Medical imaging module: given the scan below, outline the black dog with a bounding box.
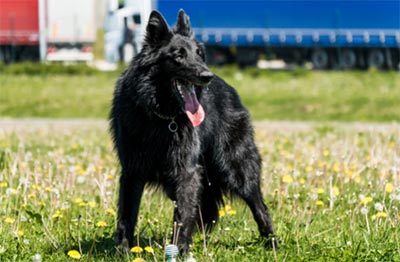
[110,10,275,253]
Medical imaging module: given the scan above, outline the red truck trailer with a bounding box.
[0,0,96,63]
[0,0,40,62]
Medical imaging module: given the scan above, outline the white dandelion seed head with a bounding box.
[374,203,384,212]
[309,193,318,200]
[31,254,42,262]
[360,206,368,215]
[76,176,85,184]
[396,194,400,201]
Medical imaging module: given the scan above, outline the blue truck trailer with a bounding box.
[105,0,400,69]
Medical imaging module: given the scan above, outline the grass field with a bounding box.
[0,120,399,261]
[1,64,400,121]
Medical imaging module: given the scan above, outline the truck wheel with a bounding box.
[311,49,329,69]
[237,48,258,67]
[122,43,135,64]
[367,49,385,69]
[339,49,356,69]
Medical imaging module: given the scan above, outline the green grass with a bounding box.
[0,121,399,261]
[1,65,399,121]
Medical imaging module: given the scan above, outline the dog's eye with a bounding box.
[173,48,187,64]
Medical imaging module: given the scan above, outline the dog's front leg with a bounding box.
[172,168,202,253]
[116,169,145,251]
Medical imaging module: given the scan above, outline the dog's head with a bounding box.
[142,10,214,127]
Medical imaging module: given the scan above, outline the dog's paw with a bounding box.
[116,237,131,254]
[264,236,279,250]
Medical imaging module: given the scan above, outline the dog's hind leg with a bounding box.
[234,176,277,247]
[225,154,277,247]
[116,169,145,251]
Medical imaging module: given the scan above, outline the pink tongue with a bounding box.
[185,105,205,127]
[183,88,205,127]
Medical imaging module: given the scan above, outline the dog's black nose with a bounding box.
[199,71,214,83]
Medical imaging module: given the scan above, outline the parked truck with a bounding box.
[105,0,400,70]
[0,0,96,63]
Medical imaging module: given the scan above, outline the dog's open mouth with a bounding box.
[174,79,205,127]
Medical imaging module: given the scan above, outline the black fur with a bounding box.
[110,10,275,253]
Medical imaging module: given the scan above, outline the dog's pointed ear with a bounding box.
[145,11,172,47]
[174,9,193,38]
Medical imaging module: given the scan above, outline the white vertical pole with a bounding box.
[38,0,47,62]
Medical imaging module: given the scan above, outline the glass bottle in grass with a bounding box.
[165,244,179,262]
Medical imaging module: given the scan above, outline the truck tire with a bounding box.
[367,49,385,69]
[237,48,258,68]
[311,49,329,69]
[339,49,356,69]
[0,48,4,63]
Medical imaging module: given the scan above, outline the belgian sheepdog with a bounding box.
[110,10,275,253]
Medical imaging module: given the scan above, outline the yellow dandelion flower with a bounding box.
[354,176,361,183]
[332,163,340,173]
[305,166,313,172]
[316,200,324,207]
[323,149,330,156]
[22,203,27,208]
[74,197,83,204]
[299,178,306,184]
[227,209,237,215]
[375,211,387,218]
[317,188,325,194]
[0,181,8,188]
[9,188,18,195]
[282,174,294,183]
[106,208,116,216]
[385,183,394,193]
[361,196,373,205]
[45,187,51,192]
[106,175,114,180]
[17,230,24,236]
[144,246,154,253]
[37,201,46,207]
[218,209,226,217]
[96,221,107,227]
[28,193,36,199]
[130,246,143,253]
[132,258,145,262]
[79,202,87,207]
[67,250,81,259]
[88,201,96,208]
[332,186,339,196]
[287,164,294,171]
[76,169,86,175]
[52,211,63,219]
[32,184,40,190]
[5,217,14,224]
